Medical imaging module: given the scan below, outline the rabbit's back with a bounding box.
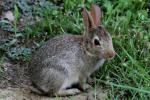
[30,34,84,69]
[34,34,82,60]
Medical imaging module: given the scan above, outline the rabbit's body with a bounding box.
[30,34,105,95]
[29,4,115,96]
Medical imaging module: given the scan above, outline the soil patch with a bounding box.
[0,59,107,100]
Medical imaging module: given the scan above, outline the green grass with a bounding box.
[0,0,150,99]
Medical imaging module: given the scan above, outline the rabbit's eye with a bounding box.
[94,39,100,46]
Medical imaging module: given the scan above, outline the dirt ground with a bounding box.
[0,88,107,100]
[0,59,107,100]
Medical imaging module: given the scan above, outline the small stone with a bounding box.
[4,11,14,22]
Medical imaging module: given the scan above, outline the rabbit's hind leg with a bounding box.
[32,67,66,95]
[55,88,81,96]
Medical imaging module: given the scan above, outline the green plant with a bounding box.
[13,5,20,35]
[0,57,4,76]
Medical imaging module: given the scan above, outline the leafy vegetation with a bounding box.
[0,0,150,99]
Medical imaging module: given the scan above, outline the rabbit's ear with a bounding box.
[90,4,101,27]
[81,8,94,32]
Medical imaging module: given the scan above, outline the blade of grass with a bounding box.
[97,79,150,94]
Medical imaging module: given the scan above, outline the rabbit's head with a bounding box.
[81,4,115,59]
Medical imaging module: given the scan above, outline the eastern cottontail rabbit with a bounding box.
[29,4,115,96]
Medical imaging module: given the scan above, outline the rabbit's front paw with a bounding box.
[82,84,92,92]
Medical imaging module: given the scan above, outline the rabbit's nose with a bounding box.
[104,50,116,59]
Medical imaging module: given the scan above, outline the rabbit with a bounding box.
[29,4,116,96]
